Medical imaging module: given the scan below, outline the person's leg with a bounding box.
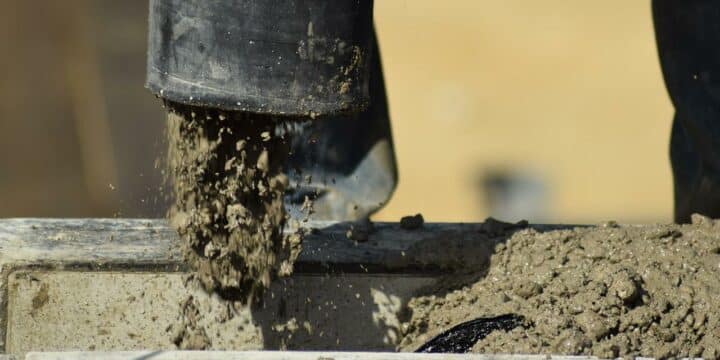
[653,0,720,222]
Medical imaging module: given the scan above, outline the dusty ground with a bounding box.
[400,215,720,359]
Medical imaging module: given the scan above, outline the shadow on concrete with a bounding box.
[251,273,416,351]
[248,219,584,351]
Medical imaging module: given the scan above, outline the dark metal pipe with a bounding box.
[146,0,375,116]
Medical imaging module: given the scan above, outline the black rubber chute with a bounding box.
[146,0,374,116]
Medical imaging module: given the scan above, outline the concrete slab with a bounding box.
[7,271,434,354]
[0,218,533,356]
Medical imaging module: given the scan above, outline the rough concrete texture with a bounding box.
[166,103,305,304]
[7,271,434,355]
[400,215,720,359]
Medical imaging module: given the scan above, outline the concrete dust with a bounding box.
[165,102,306,348]
[171,293,212,350]
[400,215,720,359]
[166,102,303,301]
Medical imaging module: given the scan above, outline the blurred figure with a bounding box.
[654,0,720,222]
[480,169,548,223]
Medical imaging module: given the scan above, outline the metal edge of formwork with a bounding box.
[21,351,701,360]
[22,351,604,360]
[0,218,580,356]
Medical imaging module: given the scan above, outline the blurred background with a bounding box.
[0,0,673,224]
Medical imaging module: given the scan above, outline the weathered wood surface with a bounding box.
[0,218,576,273]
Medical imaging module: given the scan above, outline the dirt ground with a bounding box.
[400,215,720,359]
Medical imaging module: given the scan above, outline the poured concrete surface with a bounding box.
[7,271,434,354]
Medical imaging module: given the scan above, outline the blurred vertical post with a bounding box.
[57,0,119,212]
